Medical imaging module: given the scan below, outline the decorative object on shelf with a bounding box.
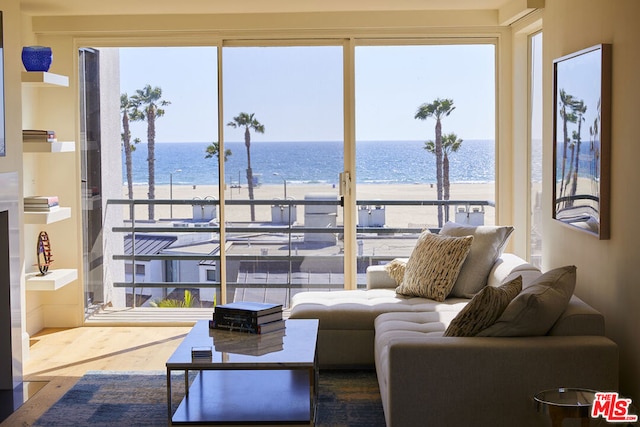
[552,43,611,240]
[36,231,53,275]
[21,46,53,72]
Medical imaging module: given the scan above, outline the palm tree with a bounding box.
[205,141,232,183]
[227,112,265,221]
[120,93,141,200]
[425,132,463,222]
[589,100,601,197]
[558,89,577,202]
[568,100,587,205]
[415,98,455,227]
[130,85,171,221]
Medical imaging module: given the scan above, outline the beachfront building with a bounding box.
[3,0,640,413]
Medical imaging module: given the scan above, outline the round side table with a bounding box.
[534,388,596,427]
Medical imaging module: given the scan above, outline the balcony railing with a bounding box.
[106,197,494,309]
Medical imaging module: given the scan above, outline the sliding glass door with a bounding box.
[221,45,344,306]
[353,43,496,284]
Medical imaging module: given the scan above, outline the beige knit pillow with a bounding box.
[384,258,407,285]
[444,275,523,337]
[396,231,474,302]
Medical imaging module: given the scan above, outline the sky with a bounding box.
[120,44,496,144]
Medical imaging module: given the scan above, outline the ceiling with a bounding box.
[21,0,512,16]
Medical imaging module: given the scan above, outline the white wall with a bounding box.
[543,0,640,404]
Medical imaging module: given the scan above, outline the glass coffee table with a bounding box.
[167,319,319,426]
[534,388,596,427]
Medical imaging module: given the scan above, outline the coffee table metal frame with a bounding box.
[166,319,319,426]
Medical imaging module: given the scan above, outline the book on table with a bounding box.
[212,302,284,334]
[211,319,286,335]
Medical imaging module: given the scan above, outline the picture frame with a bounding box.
[552,44,611,239]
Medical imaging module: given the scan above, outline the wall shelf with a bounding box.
[24,207,71,224]
[23,141,75,153]
[21,71,69,87]
[25,269,78,291]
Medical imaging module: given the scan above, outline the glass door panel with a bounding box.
[354,44,496,286]
[222,45,344,307]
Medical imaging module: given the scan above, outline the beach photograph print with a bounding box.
[553,44,611,239]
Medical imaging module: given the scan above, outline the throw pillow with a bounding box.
[395,231,474,302]
[444,275,522,337]
[477,265,577,337]
[384,258,407,285]
[440,222,515,298]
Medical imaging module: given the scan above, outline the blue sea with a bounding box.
[123,140,498,186]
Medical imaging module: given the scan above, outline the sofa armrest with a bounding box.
[379,336,618,427]
[366,264,398,289]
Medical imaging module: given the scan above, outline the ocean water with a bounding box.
[122,140,496,186]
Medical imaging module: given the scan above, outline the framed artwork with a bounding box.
[553,44,611,239]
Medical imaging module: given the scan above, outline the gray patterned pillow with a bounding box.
[396,231,474,302]
[444,276,522,337]
[440,222,515,298]
[478,266,577,337]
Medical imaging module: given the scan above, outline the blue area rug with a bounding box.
[34,370,384,426]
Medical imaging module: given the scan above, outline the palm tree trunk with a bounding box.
[123,113,134,200]
[569,118,584,204]
[147,109,156,220]
[559,107,570,203]
[435,119,444,227]
[443,152,450,223]
[245,127,256,221]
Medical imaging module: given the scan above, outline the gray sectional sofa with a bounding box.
[290,251,619,426]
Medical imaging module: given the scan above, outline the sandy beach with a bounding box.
[123,182,496,228]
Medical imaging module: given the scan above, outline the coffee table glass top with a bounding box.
[166,319,319,369]
[534,388,597,408]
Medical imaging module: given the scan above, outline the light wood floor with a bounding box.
[1,325,193,426]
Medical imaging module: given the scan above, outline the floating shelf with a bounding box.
[25,268,78,291]
[24,207,71,224]
[23,141,75,153]
[21,71,69,87]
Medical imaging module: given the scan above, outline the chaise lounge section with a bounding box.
[290,224,619,426]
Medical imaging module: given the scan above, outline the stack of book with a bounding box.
[23,130,57,143]
[24,196,60,212]
[211,301,285,334]
[191,346,213,362]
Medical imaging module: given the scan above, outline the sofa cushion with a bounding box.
[478,265,576,337]
[290,288,469,330]
[444,275,522,337]
[440,222,515,298]
[384,258,407,285]
[395,231,473,302]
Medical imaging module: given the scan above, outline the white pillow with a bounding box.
[477,266,576,337]
[395,231,473,302]
[440,222,514,298]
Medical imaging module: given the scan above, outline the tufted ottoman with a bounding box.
[289,289,467,368]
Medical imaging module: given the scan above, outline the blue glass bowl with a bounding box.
[22,46,53,72]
